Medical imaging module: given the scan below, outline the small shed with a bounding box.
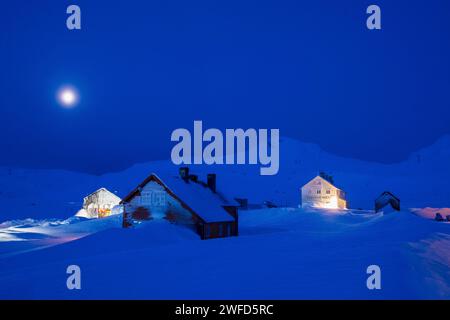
[81,188,122,218]
[301,175,348,209]
[374,191,400,213]
[120,168,239,240]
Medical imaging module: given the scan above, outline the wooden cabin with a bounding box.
[375,191,400,213]
[120,168,238,240]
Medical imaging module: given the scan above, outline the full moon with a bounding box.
[57,86,79,108]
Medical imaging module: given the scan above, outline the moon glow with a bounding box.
[57,86,79,108]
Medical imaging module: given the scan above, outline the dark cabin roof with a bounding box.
[375,191,401,212]
[376,191,400,203]
[121,172,237,223]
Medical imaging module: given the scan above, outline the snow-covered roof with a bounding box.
[121,172,237,223]
[302,175,344,191]
[84,187,121,201]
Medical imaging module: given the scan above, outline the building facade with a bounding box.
[121,169,238,240]
[82,188,122,218]
[301,175,347,209]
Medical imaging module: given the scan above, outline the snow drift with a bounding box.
[0,136,449,299]
[0,208,448,299]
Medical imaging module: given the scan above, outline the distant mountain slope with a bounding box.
[1,135,450,221]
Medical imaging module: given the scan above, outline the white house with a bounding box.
[301,175,348,209]
[77,188,122,219]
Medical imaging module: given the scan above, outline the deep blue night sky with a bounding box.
[1,0,450,174]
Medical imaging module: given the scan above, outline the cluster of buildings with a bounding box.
[77,169,401,240]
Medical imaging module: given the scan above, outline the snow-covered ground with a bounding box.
[0,208,448,299]
[0,215,121,258]
[0,136,449,299]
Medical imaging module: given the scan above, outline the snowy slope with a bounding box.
[1,135,450,222]
[0,208,448,299]
[0,135,449,299]
[0,215,122,258]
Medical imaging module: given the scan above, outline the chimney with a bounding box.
[189,174,198,182]
[207,174,216,193]
[179,167,189,181]
[235,198,248,209]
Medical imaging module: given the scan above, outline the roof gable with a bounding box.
[121,172,236,223]
[302,175,341,191]
[376,191,400,203]
[84,187,121,201]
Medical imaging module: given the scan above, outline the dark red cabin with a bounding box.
[120,168,238,240]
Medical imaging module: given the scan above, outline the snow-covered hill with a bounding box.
[1,135,450,222]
